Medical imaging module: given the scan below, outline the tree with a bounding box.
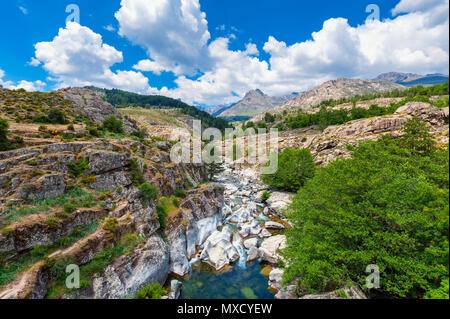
[399,117,436,156]
[103,115,123,133]
[205,161,225,181]
[262,148,315,192]
[0,118,13,151]
[281,129,449,298]
[265,112,275,123]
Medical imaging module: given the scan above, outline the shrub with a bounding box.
[68,157,89,178]
[262,148,315,192]
[103,115,123,133]
[261,190,270,202]
[138,183,158,203]
[174,188,186,198]
[135,282,166,299]
[67,124,75,131]
[128,158,145,186]
[63,202,77,214]
[46,217,58,229]
[0,118,14,151]
[282,126,449,298]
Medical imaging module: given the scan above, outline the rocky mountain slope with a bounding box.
[251,78,405,122]
[218,89,297,118]
[374,72,449,87]
[0,87,226,299]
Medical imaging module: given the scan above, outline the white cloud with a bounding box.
[28,57,41,67]
[103,24,116,32]
[18,6,28,15]
[0,68,46,91]
[133,59,166,75]
[32,22,153,93]
[115,0,211,75]
[141,0,448,105]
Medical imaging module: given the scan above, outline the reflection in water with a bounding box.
[181,261,275,299]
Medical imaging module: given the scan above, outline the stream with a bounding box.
[175,167,285,299]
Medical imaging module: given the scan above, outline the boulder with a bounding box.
[265,192,292,214]
[169,280,182,299]
[16,174,65,201]
[89,171,132,191]
[246,246,260,262]
[259,235,286,264]
[265,221,285,230]
[200,226,239,270]
[259,228,272,238]
[239,220,262,238]
[243,237,258,249]
[86,150,129,175]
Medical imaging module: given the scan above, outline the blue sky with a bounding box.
[0,0,448,106]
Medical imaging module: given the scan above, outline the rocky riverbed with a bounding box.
[170,165,296,300]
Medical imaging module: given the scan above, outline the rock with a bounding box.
[268,268,298,299]
[259,228,272,238]
[92,235,170,299]
[156,141,171,152]
[259,235,286,264]
[86,150,129,175]
[167,226,191,276]
[169,280,182,299]
[268,268,284,291]
[89,171,132,191]
[395,102,447,125]
[265,221,285,230]
[16,174,66,201]
[265,192,292,214]
[300,285,367,299]
[243,238,258,249]
[246,246,260,262]
[239,220,262,238]
[200,226,239,270]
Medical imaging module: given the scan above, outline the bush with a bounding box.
[138,183,158,203]
[0,118,14,151]
[174,188,186,198]
[128,158,145,186]
[282,123,449,298]
[135,282,166,299]
[63,202,77,214]
[262,148,315,192]
[261,190,270,202]
[68,157,89,178]
[103,115,123,133]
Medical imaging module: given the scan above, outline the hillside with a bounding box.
[217,89,297,119]
[251,78,405,122]
[87,87,231,132]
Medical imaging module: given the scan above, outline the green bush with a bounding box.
[0,118,14,151]
[261,190,270,202]
[135,282,166,299]
[103,115,123,133]
[128,158,145,186]
[63,202,77,214]
[174,188,186,198]
[282,119,449,298]
[68,157,89,178]
[262,148,315,192]
[138,183,158,203]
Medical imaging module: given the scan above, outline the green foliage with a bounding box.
[138,183,158,203]
[262,148,315,192]
[135,282,167,299]
[128,158,145,186]
[102,115,123,133]
[0,118,14,151]
[399,117,436,156]
[32,109,68,125]
[68,157,89,178]
[174,188,186,198]
[206,161,225,180]
[63,202,77,214]
[424,278,449,299]
[261,190,270,203]
[282,122,449,298]
[156,197,178,229]
[264,112,275,123]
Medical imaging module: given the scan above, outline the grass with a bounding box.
[45,232,144,298]
[0,221,99,287]
[119,107,183,127]
[1,187,99,227]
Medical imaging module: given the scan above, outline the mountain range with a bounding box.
[373,72,449,87]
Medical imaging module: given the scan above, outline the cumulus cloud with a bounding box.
[28,57,41,67]
[0,68,46,91]
[32,22,152,93]
[139,0,448,105]
[115,0,211,76]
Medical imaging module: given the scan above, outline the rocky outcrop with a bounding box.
[57,87,138,133]
[200,225,239,270]
[16,174,65,201]
[91,235,169,299]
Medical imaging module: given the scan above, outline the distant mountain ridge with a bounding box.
[216,89,298,118]
[251,78,406,122]
[373,72,449,87]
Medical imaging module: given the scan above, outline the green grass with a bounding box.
[0,221,99,287]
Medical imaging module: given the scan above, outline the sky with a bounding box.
[0,0,448,107]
